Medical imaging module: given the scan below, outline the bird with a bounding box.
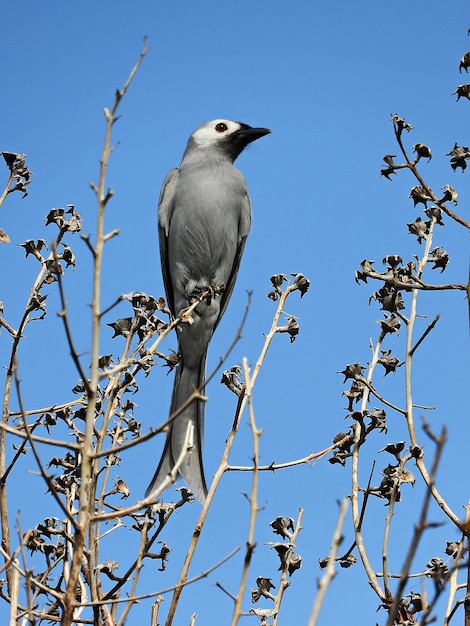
[146,119,271,503]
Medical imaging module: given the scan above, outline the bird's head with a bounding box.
[183,119,271,163]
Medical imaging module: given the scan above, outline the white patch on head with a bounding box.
[190,119,242,148]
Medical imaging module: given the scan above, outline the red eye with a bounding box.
[215,122,228,133]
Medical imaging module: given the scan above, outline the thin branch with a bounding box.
[227,433,352,471]
[93,424,194,523]
[163,279,306,624]
[0,317,17,337]
[351,330,387,600]
[403,217,462,529]
[13,359,77,528]
[53,242,89,386]
[272,508,304,626]
[0,421,81,450]
[115,520,149,626]
[444,535,469,625]
[381,461,403,599]
[230,358,260,626]
[357,378,407,415]
[79,547,240,607]
[1,418,41,483]
[385,425,447,626]
[1,225,68,594]
[409,313,440,358]
[392,118,470,230]
[8,398,83,419]
[308,498,348,626]
[336,463,375,566]
[61,41,148,626]
[361,270,466,292]
[0,169,14,208]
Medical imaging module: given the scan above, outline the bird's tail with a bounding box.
[145,355,208,503]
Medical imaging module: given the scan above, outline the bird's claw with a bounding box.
[188,283,226,308]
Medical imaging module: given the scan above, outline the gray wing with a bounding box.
[214,189,251,332]
[158,168,179,315]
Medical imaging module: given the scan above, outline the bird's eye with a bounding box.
[215,122,228,133]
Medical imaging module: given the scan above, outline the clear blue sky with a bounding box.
[1,2,468,624]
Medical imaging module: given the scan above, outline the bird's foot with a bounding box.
[188,283,226,309]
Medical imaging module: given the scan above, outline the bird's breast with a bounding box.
[168,168,245,295]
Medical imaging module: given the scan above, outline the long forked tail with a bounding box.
[145,357,207,503]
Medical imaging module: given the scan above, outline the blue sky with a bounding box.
[1,2,469,624]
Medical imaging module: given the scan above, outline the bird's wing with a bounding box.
[214,189,252,331]
[158,168,179,315]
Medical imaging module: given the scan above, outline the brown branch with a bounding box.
[308,498,348,626]
[392,117,470,230]
[409,313,440,358]
[272,508,304,626]
[227,433,352,472]
[385,425,447,626]
[12,361,77,528]
[162,278,307,625]
[0,420,81,450]
[0,317,17,337]
[1,229,68,594]
[360,270,466,292]
[229,359,261,626]
[80,547,240,607]
[53,242,89,388]
[61,40,148,626]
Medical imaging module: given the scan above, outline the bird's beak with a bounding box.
[236,125,271,145]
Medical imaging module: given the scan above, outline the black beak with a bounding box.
[229,124,271,161]
[236,124,271,144]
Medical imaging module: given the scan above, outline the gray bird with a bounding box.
[146,119,270,503]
